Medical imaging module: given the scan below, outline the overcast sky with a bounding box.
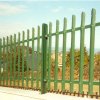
[0,0,100,50]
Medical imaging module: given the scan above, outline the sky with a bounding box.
[0,0,100,51]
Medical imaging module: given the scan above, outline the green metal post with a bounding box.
[10,35,12,86]
[0,39,2,85]
[3,37,5,86]
[62,18,67,91]
[54,20,59,91]
[6,37,9,86]
[13,34,16,86]
[79,12,85,93]
[41,24,48,94]
[48,22,52,90]
[22,31,25,87]
[31,28,35,88]
[89,8,96,95]
[26,30,29,88]
[18,33,20,87]
[70,15,76,93]
[36,26,40,89]
[6,36,9,86]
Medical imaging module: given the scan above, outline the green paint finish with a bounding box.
[54,20,59,91]
[9,35,13,86]
[62,18,67,91]
[6,37,9,86]
[46,28,49,89]
[26,30,29,88]
[36,26,40,89]
[41,24,48,94]
[70,15,76,93]
[6,36,9,86]
[3,37,5,86]
[0,39,2,85]
[79,12,85,93]
[89,8,96,95]
[13,34,16,86]
[48,79,99,85]
[31,28,35,88]
[18,33,20,87]
[22,32,25,87]
[48,22,52,90]
[0,8,99,96]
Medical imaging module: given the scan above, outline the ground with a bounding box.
[0,87,98,100]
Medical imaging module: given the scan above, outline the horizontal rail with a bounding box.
[1,78,99,85]
[0,22,100,47]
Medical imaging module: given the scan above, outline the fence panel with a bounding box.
[0,8,100,98]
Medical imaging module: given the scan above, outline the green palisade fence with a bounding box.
[62,18,67,92]
[0,39,2,85]
[54,20,59,91]
[0,8,100,97]
[70,15,76,93]
[6,36,9,86]
[48,22,52,91]
[10,35,12,86]
[89,9,96,95]
[36,26,40,89]
[22,32,25,87]
[13,34,16,86]
[79,12,85,94]
[31,28,35,88]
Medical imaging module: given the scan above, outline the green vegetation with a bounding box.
[51,47,100,80]
[1,46,100,80]
[66,47,89,69]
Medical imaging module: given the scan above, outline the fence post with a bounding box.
[41,24,48,94]
[0,39,2,85]
[89,8,96,95]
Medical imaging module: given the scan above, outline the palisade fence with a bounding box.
[0,8,100,98]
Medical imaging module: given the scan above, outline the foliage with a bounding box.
[51,47,100,80]
[3,46,31,72]
[66,47,89,69]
